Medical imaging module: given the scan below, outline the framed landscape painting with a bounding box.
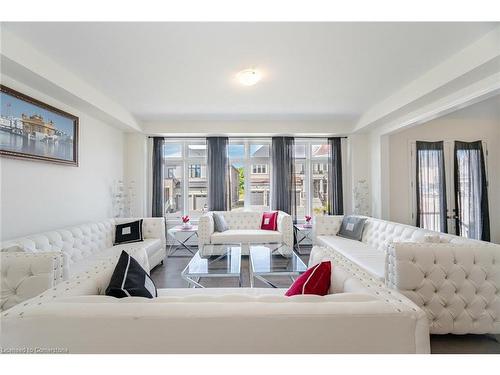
[0,85,79,166]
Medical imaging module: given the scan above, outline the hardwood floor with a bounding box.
[151,249,500,354]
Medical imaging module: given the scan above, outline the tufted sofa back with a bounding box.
[1,220,115,266]
[313,215,496,252]
[217,211,263,230]
[0,218,166,268]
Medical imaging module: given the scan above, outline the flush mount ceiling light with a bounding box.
[236,69,262,86]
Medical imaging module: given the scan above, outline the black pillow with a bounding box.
[337,215,367,241]
[114,219,143,245]
[105,251,157,298]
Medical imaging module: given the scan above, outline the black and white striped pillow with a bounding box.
[105,251,157,298]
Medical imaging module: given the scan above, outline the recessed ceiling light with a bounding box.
[236,69,262,86]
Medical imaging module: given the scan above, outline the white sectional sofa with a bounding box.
[0,246,429,353]
[0,217,166,280]
[198,211,293,254]
[311,215,500,335]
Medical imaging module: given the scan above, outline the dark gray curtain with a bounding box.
[271,137,296,221]
[327,137,343,215]
[415,141,447,233]
[151,137,164,217]
[207,137,229,211]
[454,141,490,241]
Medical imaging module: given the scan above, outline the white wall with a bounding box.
[0,77,125,240]
[388,96,500,243]
[124,133,148,218]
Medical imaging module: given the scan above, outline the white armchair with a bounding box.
[1,252,64,311]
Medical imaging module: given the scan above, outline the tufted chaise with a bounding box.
[0,245,429,354]
[198,211,293,254]
[311,215,500,335]
[0,217,166,280]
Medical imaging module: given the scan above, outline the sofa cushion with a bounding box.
[114,219,143,245]
[260,211,278,231]
[337,216,367,241]
[316,235,385,280]
[286,261,331,296]
[105,251,157,298]
[117,239,162,258]
[211,229,282,244]
[213,212,229,232]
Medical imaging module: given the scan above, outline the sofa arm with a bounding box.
[386,241,500,334]
[1,252,64,311]
[312,215,343,244]
[141,217,166,245]
[277,211,293,247]
[198,213,214,248]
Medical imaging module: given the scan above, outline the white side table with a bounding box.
[294,223,313,255]
[167,225,198,256]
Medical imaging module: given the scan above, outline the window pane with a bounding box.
[312,144,330,158]
[188,164,207,217]
[188,144,207,158]
[230,162,245,210]
[164,164,183,218]
[250,144,269,157]
[294,144,306,159]
[312,162,328,215]
[164,143,182,158]
[295,162,306,219]
[228,144,245,159]
[250,163,270,211]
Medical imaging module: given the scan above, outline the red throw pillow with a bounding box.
[261,211,278,231]
[285,261,331,296]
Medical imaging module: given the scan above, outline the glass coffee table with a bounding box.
[249,243,307,288]
[181,244,242,288]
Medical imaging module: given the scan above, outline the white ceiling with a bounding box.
[2,22,497,123]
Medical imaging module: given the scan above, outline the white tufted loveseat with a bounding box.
[311,215,500,335]
[0,217,166,280]
[198,211,293,254]
[0,245,429,353]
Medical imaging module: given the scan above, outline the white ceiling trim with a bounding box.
[355,25,500,133]
[371,72,500,137]
[0,29,142,132]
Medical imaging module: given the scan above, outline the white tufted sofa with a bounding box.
[0,217,166,280]
[311,215,500,335]
[198,211,293,254]
[0,245,429,354]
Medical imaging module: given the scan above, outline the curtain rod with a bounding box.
[148,136,349,139]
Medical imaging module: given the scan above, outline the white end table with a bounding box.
[294,223,313,255]
[167,225,198,256]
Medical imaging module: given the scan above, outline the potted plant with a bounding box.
[181,215,191,229]
[304,215,312,228]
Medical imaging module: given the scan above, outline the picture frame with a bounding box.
[0,85,79,166]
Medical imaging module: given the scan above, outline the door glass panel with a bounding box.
[188,164,207,217]
[249,163,270,211]
[295,162,306,218]
[230,161,245,210]
[164,164,183,218]
[312,162,328,215]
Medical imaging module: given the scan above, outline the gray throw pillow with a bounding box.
[337,215,367,241]
[213,212,229,232]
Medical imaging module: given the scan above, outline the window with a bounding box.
[294,140,329,219]
[228,140,271,212]
[162,138,331,220]
[252,164,267,174]
[163,164,183,218]
[163,140,207,221]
